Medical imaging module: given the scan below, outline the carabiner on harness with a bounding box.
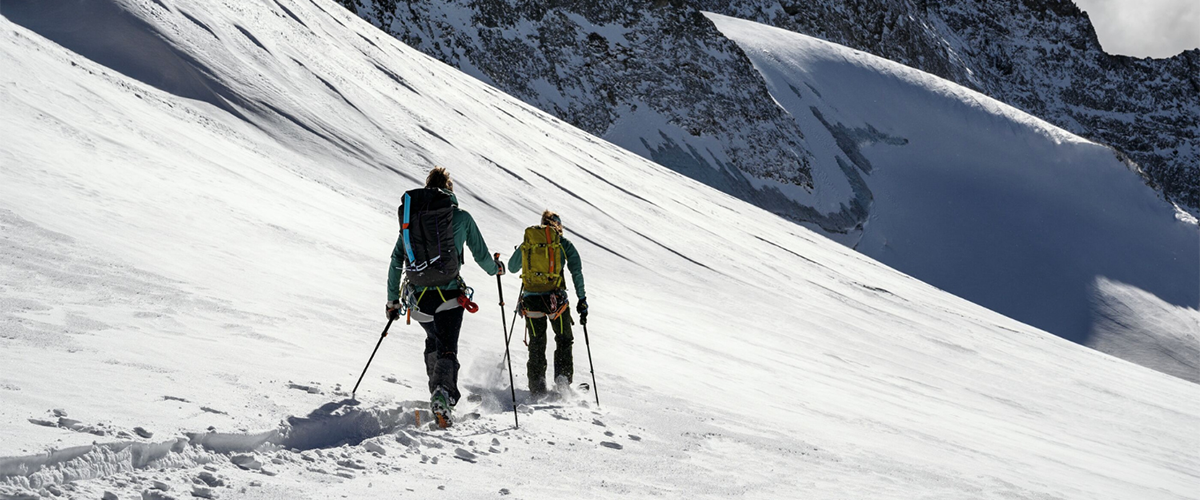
[456,277,479,313]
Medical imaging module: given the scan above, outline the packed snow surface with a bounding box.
[707,12,1199,365]
[1,1,1198,499]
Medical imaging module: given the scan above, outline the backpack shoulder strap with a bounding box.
[402,191,416,264]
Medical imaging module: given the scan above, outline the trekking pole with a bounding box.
[582,321,600,407]
[351,317,395,400]
[503,285,523,360]
[495,253,519,429]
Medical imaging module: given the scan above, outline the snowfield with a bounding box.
[1,1,1197,499]
[706,13,1199,372]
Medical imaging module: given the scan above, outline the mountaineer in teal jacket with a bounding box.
[385,167,502,424]
[507,210,587,396]
[386,198,499,301]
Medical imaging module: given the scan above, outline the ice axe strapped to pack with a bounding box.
[399,188,460,287]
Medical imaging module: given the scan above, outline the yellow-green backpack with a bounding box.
[520,225,564,293]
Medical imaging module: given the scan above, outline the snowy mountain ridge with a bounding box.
[704,0,1200,209]
[1,0,1198,499]
[336,0,1198,375]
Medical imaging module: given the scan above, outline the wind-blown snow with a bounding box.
[1087,277,1200,383]
[1,1,1198,499]
[707,12,1199,357]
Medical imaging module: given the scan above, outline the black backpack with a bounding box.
[398,188,460,287]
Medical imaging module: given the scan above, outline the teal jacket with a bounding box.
[387,193,498,301]
[507,235,585,300]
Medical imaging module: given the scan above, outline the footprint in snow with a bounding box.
[454,448,477,463]
[382,375,411,388]
[600,441,623,450]
[287,382,322,394]
[141,489,177,500]
[196,471,224,487]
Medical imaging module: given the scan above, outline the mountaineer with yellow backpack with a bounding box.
[507,210,587,397]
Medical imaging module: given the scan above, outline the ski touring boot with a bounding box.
[430,387,453,429]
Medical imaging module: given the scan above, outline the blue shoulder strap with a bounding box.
[402,192,416,263]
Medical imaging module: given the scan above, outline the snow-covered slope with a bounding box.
[2,1,1198,499]
[708,13,1199,369]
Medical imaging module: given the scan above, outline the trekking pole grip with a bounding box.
[494,253,505,307]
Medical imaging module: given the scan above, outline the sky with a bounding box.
[1072,0,1200,58]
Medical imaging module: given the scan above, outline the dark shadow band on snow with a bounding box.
[234,24,271,54]
[480,156,533,187]
[357,33,380,50]
[419,125,453,146]
[383,163,422,184]
[289,57,364,116]
[372,62,420,94]
[493,105,522,122]
[574,164,660,208]
[257,101,362,159]
[563,227,636,265]
[146,0,169,13]
[180,10,220,40]
[628,228,714,272]
[753,235,820,267]
[273,0,309,29]
[452,182,504,215]
[308,0,347,28]
[529,171,611,219]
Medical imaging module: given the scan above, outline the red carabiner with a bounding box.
[458,294,479,313]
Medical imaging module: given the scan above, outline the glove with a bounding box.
[576,298,588,325]
[386,299,402,320]
[493,253,506,276]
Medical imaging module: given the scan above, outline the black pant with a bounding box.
[415,289,463,405]
[522,293,574,392]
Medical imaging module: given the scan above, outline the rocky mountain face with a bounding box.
[702,0,1200,209]
[337,0,824,223]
